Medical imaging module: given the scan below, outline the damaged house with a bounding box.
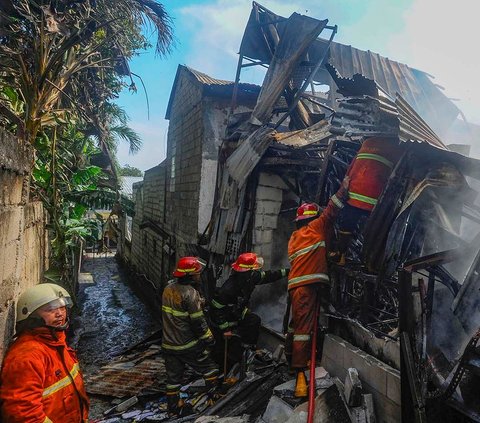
[118,2,480,422]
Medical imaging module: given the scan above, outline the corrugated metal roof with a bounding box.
[165,65,260,120]
[120,176,143,198]
[315,40,460,137]
[86,345,166,398]
[238,3,460,138]
[186,67,235,86]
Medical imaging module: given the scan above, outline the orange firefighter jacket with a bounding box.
[0,327,89,423]
[287,194,344,291]
[346,137,404,211]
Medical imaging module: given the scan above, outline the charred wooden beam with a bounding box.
[272,119,331,148]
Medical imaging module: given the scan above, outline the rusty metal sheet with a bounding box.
[317,40,458,137]
[85,345,166,398]
[239,3,459,137]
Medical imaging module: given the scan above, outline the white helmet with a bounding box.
[16,283,72,323]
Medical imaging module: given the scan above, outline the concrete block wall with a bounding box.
[253,173,287,268]
[165,71,204,245]
[249,173,290,332]
[130,183,143,271]
[143,164,166,225]
[322,334,401,423]
[0,129,48,361]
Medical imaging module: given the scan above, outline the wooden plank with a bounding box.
[273,119,332,147]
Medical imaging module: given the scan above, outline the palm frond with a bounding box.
[111,124,142,154]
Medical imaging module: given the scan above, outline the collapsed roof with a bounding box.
[238,1,460,137]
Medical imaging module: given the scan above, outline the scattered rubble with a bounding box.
[81,0,480,421]
[344,368,362,407]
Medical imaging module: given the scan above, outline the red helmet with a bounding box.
[231,252,264,272]
[173,256,206,278]
[295,203,320,221]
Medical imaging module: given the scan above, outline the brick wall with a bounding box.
[165,71,204,244]
[0,129,48,361]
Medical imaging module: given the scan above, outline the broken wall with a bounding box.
[124,70,247,290]
[0,129,48,361]
[250,172,291,331]
[322,334,401,423]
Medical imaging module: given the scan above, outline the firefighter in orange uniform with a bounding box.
[286,179,349,397]
[335,136,404,262]
[0,283,89,423]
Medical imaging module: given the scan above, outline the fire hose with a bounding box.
[307,297,321,423]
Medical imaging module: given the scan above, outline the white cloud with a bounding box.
[177,0,314,78]
[387,0,480,125]
[116,120,169,171]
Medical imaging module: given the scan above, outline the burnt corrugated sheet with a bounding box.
[86,346,166,398]
[314,39,460,137]
[238,3,460,138]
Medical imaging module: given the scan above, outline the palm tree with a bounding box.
[0,0,173,144]
[0,0,173,287]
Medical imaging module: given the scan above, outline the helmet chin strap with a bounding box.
[46,317,70,331]
[45,317,70,332]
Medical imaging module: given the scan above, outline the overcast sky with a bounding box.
[116,0,480,171]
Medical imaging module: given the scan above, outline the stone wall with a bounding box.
[0,129,48,361]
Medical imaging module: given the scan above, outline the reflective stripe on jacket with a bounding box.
[161,279,213,353]
[0,328,89,423]
[346,137,403,211]
[288,196,342,291]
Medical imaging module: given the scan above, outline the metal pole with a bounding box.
[307,296,321,423]
[230,54,244,114]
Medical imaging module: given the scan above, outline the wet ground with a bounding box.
[73,252,161,419]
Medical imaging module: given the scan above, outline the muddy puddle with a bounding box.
[72,253,161,419]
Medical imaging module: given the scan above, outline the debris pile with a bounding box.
[112,1,480,421]
[260,366,375,423]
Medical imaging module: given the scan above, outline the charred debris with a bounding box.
[110,2,480,422]
[205,3,480,421]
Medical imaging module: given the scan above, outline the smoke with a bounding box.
[387,0,480,127]
[420,170,480,365]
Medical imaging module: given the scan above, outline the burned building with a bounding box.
[119,2,480,422]
[118,65,259,303]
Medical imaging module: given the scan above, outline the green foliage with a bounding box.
[119,164,144,177]
[0,0,173,288]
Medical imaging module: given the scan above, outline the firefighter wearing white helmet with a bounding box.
[15,282,73,330]
[0,283,89,422]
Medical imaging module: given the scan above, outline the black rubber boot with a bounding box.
[167,394,181,417]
